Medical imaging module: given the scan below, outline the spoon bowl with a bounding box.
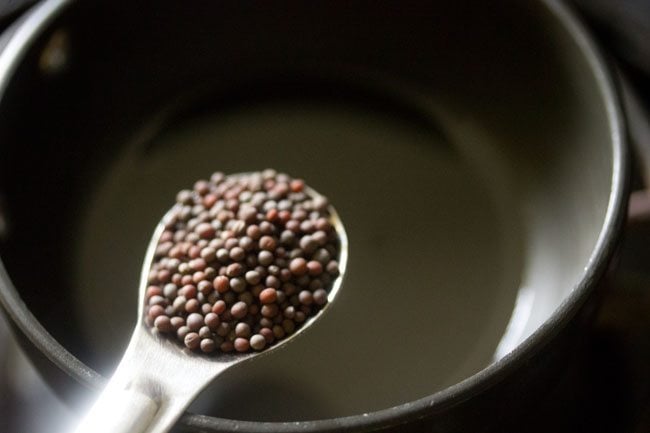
[72,174,348,433]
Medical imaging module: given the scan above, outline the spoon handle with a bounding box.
[73,388,158,433]
[72,325,229,433]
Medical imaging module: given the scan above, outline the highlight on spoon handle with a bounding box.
[73,388,158,433]
[71,324,229,433]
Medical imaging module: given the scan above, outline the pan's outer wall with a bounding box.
[0,0,628,432]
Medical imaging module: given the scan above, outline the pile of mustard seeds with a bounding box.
[144,170,340,353]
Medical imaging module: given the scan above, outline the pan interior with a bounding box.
[70,88,524,420]
[0,0,618,424]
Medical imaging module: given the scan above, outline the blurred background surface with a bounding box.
[0,1,648,432]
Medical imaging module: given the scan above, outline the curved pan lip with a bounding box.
[0,0,629,431]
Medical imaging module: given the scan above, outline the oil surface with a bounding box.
[73,99,523,420]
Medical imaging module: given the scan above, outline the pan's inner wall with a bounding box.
[0,0,616,423]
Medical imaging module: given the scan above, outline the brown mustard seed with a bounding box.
[289,258,308,276]
[234,337,250,352]
[154,315,173,333]
[230,301,248,319]
[186,313,204,331]
[259,288,278,304]
[184,332,201,350]
[250,334,266,351]
[200,338,216,353]
[213,275,229,293]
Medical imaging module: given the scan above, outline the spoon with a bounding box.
[73,174,348,433]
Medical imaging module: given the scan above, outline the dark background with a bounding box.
[0,1,648,432]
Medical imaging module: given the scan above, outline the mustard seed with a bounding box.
[163,283,178,298]
[166,258,181,271]
[313,289,328,305]
[194,180,210,195]
[154,315,173,333]
[226,263,243,277]
[258,250,274,266]
[185,298,200,313]
[280,268,292,282]
[148,305,165,320]
[200,338,216,353]
[235,322,251,338]
[188,245,201,259]
[290,179,304,193]
[204,312,220,330]
[199,326,212,339]
[250,334,266,351]
[265,275,280,289]
[197,280,212,296]
[187,313,204,331]
[326,260,339,275]
[216,248,229,262]
[231,301,248,319]
[216,322,230,337]
[309,279,323,291]
[286,220,300,233]
[246,225,261,240]
[259,236,276,251]
[177,326,190,340]
[176,190,193,205]
[148,295,166,307]
[189,258,206,272]
[181,284,197,299]
[272,325,285,339]
[157,270,171,283]
[203,194,218,209]
[313,248,330,264]
[259,327,274,343]
[267,265,280,276]
[239,236,254,251]
[298,290,313,306]
[184,332,201,350]
[259,288,277,304]
[213,275,229,293]
[170,316,184,330]
[146,285,162,298]
[210,171,225,184]
[259,221,274,235]
[261,304,279,318]
[204,267,217,280]
[200,247,216,261]
[196,222,215,239]
[212,300,226,315]
[234,338,250,352]
[220,341,234,352]
[229,277,246,293]
[172,296,186,313]
[245,270,261,285]
[311,231,328,246]
[289,258,308,276]
[282,319,295,334]
[224,237,239,250]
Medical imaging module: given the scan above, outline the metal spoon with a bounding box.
[72,179,348,433]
